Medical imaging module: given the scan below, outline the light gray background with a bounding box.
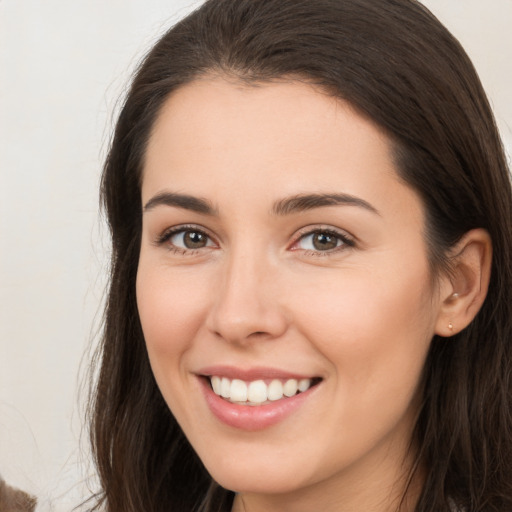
[0,1,510,510]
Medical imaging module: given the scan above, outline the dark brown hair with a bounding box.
[89,1,512,510]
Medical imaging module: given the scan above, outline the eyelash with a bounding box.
[154,225,355,256]
[155,224,215,255]
[290,227,355,256]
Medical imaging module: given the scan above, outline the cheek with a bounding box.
[136,263,211,369]
[291,261,435,406]
[136,263,216,428]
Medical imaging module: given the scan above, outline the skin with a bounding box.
[136,77,482,511]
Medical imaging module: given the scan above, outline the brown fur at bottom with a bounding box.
[0,478,37,512]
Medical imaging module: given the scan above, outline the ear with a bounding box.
[435,229,492,337]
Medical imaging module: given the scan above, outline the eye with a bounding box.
[292,228,354,254]
[172,230,212,249]
[157,226,216,252]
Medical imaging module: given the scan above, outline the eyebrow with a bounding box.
[271,193,380,216]
[143,192,217,215]
[143,191,379,217]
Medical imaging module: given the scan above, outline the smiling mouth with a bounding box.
[205,376,322,406]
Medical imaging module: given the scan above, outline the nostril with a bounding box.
[207,298,289,344]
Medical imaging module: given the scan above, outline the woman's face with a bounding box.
[137,78,444,504]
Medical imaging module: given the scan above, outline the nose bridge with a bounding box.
[207,241,287,343]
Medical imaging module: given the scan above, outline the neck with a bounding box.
[231,443,424,512]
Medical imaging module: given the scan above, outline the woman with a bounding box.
[88,0,512,510]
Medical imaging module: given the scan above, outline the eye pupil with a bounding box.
[313,233,338,250]
[184,231,207,249]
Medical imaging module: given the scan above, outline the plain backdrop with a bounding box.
[0,1,510,510]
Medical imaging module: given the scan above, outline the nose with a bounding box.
[206,248,288,345]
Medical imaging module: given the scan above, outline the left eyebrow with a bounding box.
[271,193,380,216]
[143,191,217,215]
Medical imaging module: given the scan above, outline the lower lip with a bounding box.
[199,377,319,431]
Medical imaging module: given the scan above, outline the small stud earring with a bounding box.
[452,292,459,299]
[448,322,453,330]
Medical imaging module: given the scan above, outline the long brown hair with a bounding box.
[89,1,512,510]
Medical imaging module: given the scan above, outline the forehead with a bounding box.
[142,77,421,225]
[146,76,391,160]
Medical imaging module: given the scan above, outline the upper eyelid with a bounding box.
[291,225,355,242]
[156,224,217,245]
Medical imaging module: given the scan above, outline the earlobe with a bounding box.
[435,229,492,337]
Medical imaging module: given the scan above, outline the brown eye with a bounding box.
[293,229,353,254]
[312,232,339,251]
[164,228,214,251]
[182,231,208,249]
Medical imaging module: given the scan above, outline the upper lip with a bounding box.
[197,365,319,381]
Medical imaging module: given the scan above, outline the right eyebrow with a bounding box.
[271,192,380,216]
[143,191,218,215]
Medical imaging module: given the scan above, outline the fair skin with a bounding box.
[136,77,491,512]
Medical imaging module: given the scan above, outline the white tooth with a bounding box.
[283,379,298,397]
[211,376,222,395]
[230,379,248,402]
[298,378,311,392]
[248,380,267,403]
[220,377,231,398]
[267,379,284,401]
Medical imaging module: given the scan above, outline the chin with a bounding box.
[214,471,304,495]
[200,451,318,495]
